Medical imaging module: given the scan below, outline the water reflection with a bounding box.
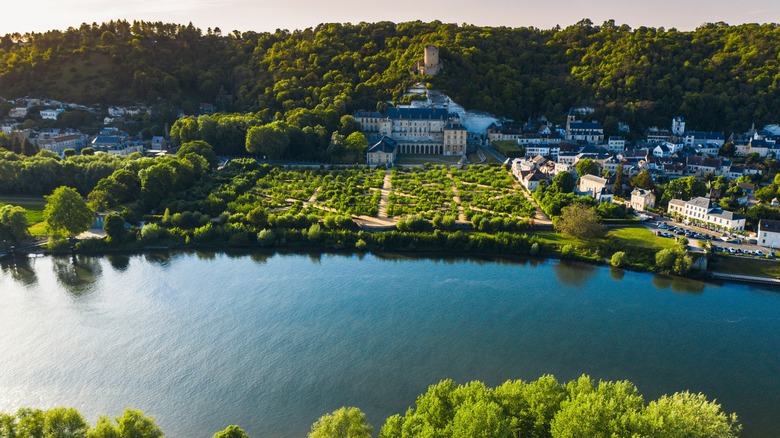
[144,251,175,267]
[106,253,131,272]
[652,274,707,294]
[554,260,597,288]
[51,255,101,296]
[609,267,625,281]
[0,256,38,286]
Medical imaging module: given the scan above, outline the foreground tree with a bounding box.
[44,186,94,238]
[178,140,218,169]
[554,203,604,239]
[246,123,289,160]
[309,407,372,438]
[575,158,600,178]
[0,204,29,244]
[213,425,251,438]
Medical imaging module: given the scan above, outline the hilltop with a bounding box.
[0,20,778,135]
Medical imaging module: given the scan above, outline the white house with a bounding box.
[39,108,64,120]
[578,174,613,203]
[630,188,656,211]
[668,197,745,231]
[758,219,780,249]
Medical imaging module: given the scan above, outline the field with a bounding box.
[0,196,47,236]
[605,227,678,250]
[491,140,523,156]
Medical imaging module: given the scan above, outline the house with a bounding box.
[366,136,397,166]
[737,183,755,199]
[9,107,28,119]
[578,174,613,203]
[671,116,686,136]
[606,136,626,153]
[151,136,167,150]
[565,109,604,143]
[39,108,64,120]
[518,170,546,192]
[686,156,723,176]
[667,197,745,231]
[683,131,724,147]
[646,128,672,143]
[757,220,780,249]
[630,188,656,211]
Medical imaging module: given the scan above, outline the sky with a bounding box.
[2,0,779,35]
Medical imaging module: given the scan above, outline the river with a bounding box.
[0,251,778,437]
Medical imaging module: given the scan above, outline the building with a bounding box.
[758,219,780,249]
[671,116,685,136]
[683,131,725,148]
[37,133,87,156]
[578,174,613,203]
[667,197,745,231]
[354,108,467,156]
[416,45,442,76]
[366,136,398,166]
[630,188,656,211]
[39,108,64,120]
[606,136,626,153]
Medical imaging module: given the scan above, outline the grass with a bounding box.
[606,227,678,250]
[710,256,780,278]
[492,140,522,155]
[396,154,464,165]
[0,195,47,236]
[532,231,586,247]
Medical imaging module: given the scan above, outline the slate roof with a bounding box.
[569,121,603,130]
[368,136,397,154]
[385,108,450,120]
[687,197,711,209]
[759,219,780,233]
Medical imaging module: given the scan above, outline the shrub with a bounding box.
[611,251,627,267]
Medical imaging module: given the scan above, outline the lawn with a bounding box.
[0,195,47,236]
[710,256,780,278]
[491,140,522,156]
[606,227,678,250]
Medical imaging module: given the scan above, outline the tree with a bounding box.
[655,248,677,271]
[0,204,29,243]
[178,140,218,169]
[344,132,368,155]
[644,391,740,437]
[246,123,289,159]
[115,408,163,438]
[212,425,250,438]
[554,203,604,239]
[610,251,627,267]
[81,147,95,156]
[44,186,94,237]
[103,214,126,243]
[43,407,88,438]
[630,169,654,190]
[63,148,76,158]
[575,158,599,178]
[613,164,626,197]
[309,407,372,438]
[551,171,576,193]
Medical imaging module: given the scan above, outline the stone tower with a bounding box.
[420,45,441,76]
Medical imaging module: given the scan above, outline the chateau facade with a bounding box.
[354,108,467,157]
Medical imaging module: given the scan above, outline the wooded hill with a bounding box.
[1,19,778,134]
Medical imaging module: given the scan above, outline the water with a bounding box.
[0,251,778,437]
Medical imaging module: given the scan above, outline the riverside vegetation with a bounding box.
[0,375,740,437]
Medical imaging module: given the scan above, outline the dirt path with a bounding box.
[514,180,552,225]
[377,169,392,219]
[447,173,468,222]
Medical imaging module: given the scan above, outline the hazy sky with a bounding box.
[3,0,779,35]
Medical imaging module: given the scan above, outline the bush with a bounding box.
[257,229,275,247]
[140,223,163,242]
[611,251,627,267]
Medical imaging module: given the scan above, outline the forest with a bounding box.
[0,19,778,137]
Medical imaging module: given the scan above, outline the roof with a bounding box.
[367,136,397,154]
[569,121,603,130]
[385,108,450,120]
[708,209,744,221]
[580,174,608,185]
[669,199,686,207]
[687,197,711,209]
[737,183,755,190]
[759,219,780,233]
[686,131,724,140]
[631,188,653,197]
[92,135,121,145]
[354,110,384,118]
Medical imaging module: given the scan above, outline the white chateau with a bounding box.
[355,108,467,164]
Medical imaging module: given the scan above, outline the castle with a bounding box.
[416,45,442,76]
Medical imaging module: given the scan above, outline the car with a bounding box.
[755,250,763,256]
[657,223,667,229]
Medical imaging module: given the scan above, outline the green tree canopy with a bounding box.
[309,407,372,438]
[554,202,604,239]
[178,140,218,169]
[575,158,600,179]
[212,425,251,438]
[44,186,94,237]
[246,123,289,160]
[0,204,29,244]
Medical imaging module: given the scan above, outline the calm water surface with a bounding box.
[0,251,778,437]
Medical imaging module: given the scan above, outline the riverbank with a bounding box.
[5,224,773,288]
